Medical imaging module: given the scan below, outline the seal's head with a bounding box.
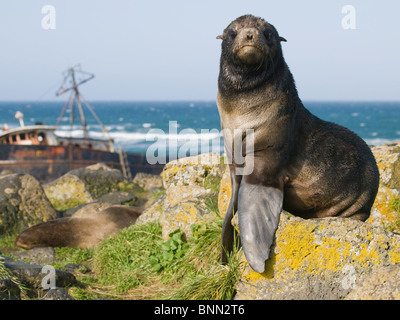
[217,15,287,92]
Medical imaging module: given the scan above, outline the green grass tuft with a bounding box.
[88,217,243,300]
[163,221,243,300]
[51,247,94,270]
[390,197,400,212]
[92,222,164,294]
[202,174,222,216]
[0,233,19,253]
[48,197,86,211]
[0,258,29,298]
[388,196,400,232]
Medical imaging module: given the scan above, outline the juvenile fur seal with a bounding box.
[216,15,380,273]
[14,206,143,249]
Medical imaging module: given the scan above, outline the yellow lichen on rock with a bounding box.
[236,213,400,300]
[160,200,217,240]
[368,186,399,232]
[371,143,400,188]
[388,239,400,264]
[161,152,224,189]
[273,220,317,272]
[44,174,94,207]
[139,153,225,241]
[0,174,57,235]
[166,185,210,207]
[217,166,231,217]
[367,142,400,232]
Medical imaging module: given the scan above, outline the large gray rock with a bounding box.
[1,253,78,300]
[133,172,163,191]
[234,213,400,300]
[14,247,55,266]
[44,163,129,210]
[0,174,57,235]
[137,153,224,241]
[3,260,76,291]
[41,287,75,300]
[160,152,225,189]
[137,185,216,241]
[66,163,128,199]
[345,264,400,300]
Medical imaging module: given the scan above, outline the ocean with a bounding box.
[0,101,399,155]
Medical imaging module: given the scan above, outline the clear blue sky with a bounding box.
[0,0,399,101]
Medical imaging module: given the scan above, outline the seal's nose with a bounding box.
[237,28,260,47]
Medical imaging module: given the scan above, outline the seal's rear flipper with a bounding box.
[238,183,283,273]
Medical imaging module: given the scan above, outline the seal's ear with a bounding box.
[279,36,287,42]
[216,35,223,40]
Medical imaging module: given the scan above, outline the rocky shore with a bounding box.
[0,163,164,300]
[0,142,400,300]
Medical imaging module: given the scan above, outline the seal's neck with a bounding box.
[219,55,297,100]
[218,51,292,96]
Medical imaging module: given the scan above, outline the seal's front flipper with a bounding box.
[221,174,241,264]
[221,197,235,264]
[238,183,283,273]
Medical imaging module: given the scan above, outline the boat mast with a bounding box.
[55,65,115,152]
[56,65,94,139]
[57,66,99,135]
[70,68,89,139]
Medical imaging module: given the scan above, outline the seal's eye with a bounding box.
[264,30,273,41]
[228,29,237,39]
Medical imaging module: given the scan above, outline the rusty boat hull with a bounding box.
[0,144,164,183]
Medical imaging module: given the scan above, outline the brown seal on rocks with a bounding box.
[216,15,380,273]
[14,206,143,249]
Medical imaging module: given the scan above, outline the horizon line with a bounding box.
[1,99,400,103]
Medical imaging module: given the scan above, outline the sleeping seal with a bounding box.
[14,206,143,249]
[216,15,380,273]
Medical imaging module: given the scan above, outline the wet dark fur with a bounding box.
[217,15,380,264]
[218,15,288,94]
[14,206,143,249]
